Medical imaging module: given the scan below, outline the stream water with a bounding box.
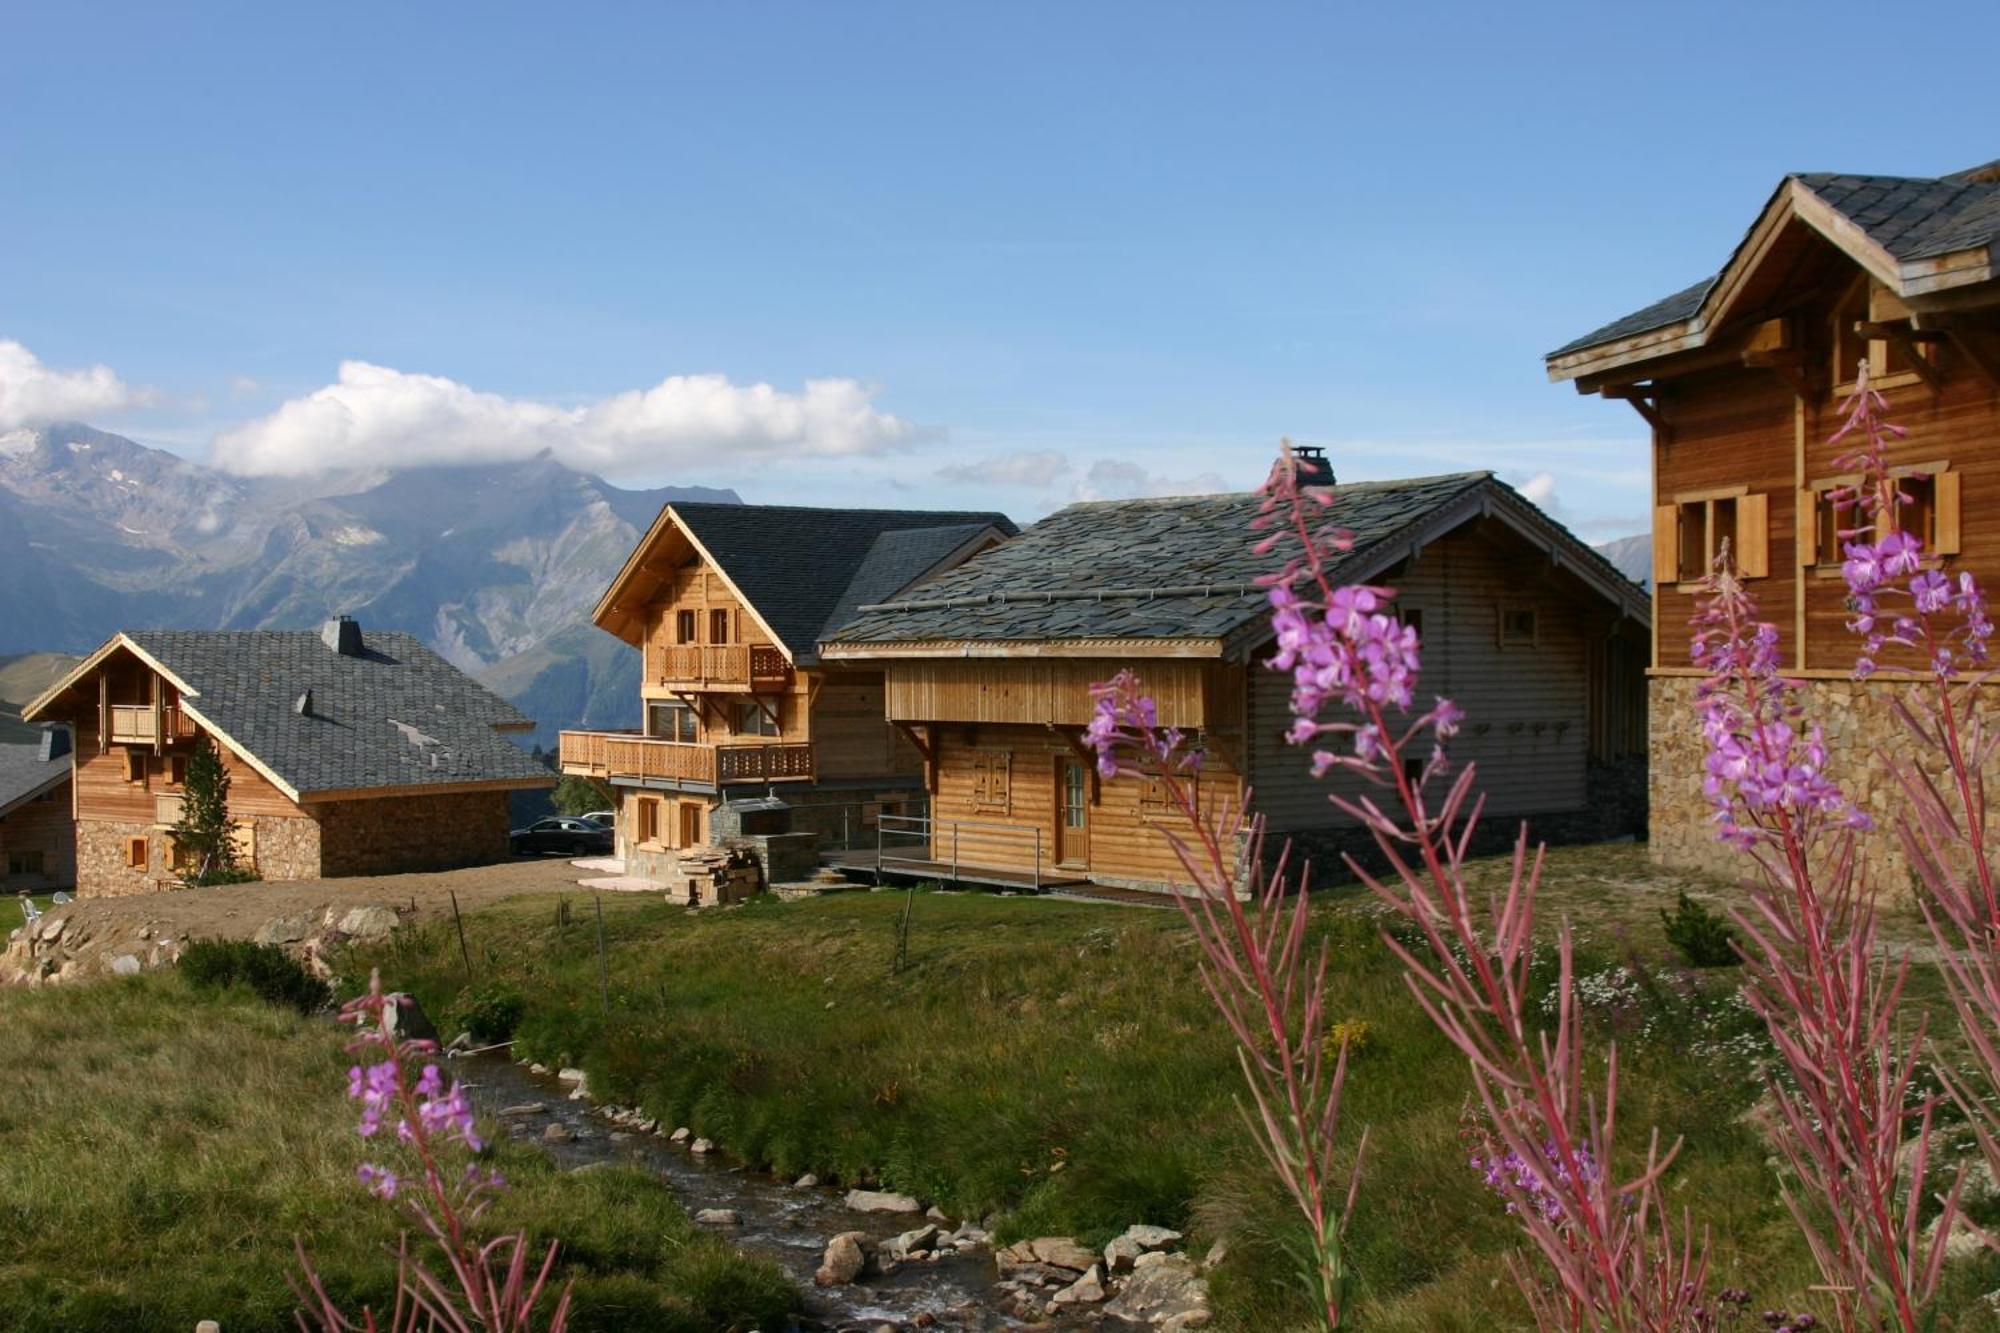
[460,1055,1141,1332]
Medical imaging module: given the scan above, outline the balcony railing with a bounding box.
[109,704,197,745]
[645,643,791,693]
[559,730,815,788]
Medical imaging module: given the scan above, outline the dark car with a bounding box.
[509,816,615,857]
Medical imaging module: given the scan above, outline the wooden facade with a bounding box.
[1546,161,2000,876]
[826,484,1650,895]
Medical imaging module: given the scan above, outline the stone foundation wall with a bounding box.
[248,814,322,882]
[316,791,513,879]
[75,819,171,898]
[1648,675,1977,896]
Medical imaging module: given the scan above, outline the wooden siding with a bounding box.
[811,672,924,781]
[1248,522,1634,833]
[926,721,1243,887]
[886,658,1213,729]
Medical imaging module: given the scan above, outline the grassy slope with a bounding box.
[0,973,792,1333]
[357,877,2000,1330]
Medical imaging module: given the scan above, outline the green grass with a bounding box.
[0,972,794,1333]
[350,869,2000,1330]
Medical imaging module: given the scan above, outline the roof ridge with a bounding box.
[671,500,1013,520]
[1057,470,1491,511]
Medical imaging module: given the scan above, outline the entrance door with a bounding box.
[1055,758,1089,867]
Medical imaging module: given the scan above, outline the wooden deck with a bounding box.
[821,847,1088,892]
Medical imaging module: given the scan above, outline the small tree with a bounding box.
[551,774,613,816]
[170,735,239,885]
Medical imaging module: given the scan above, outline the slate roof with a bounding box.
[1550,163,2000,359]
[0,731,69,818]
[827,472,1542,647]
[123,629,550,799]
[668,503,1018,660]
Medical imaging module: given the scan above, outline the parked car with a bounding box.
[509,816,614,857]
[579,810,615,828]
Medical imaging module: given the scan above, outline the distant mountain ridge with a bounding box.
[0,422,739,743]
[1594,533,1650,589]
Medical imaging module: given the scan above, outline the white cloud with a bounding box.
[0,338,153,429]
[934,449,1074,488]
[211,360,929,477]
[1513,469,1563,515]
[1071,458,1230,502]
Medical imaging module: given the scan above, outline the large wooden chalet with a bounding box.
[558,502,1014,888]
[24,618,552,896]
[822,468,1649,894]
[1547,158,2000,880]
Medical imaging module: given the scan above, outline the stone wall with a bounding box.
[249,814,321,882]
[316,791,513,878]
[1648,675,1976,896]
[75,818,171,898]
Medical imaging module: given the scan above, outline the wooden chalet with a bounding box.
[23,618,552,896]
[0,727,74,894]
[821,468,1650,894]
[559,502,1015,889]
[1547,158,2000,879]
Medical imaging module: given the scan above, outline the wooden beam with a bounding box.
[1911,312,2000,389]
[1599,385,1668,439]
[1853,320,1944,394]
[893,721,938,794]
[1741,349,1813,399]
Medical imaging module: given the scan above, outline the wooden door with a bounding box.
[678,801,702,849]
[1055,758,1089,867]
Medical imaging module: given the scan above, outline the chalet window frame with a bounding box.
[5,849,44,878]
[733,700,781,738]
[674,610,697,644]
[970,749,1012,814]
[1803,460,1959,573]
[123,750,147,785]
[709,609,730,645]
[648,701,698,743]
[124,836,148,870]
[1659,484,1767,587]
[1497,603,1540,649]
[635,797,661,846]
[167,754,189,788]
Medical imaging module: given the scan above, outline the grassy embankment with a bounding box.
[358,858,2000,1331]
[0,971,793,1333]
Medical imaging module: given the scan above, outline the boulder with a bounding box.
[1051,1264,1107,1305]
[556,1067,588,1086]
[1027,1237,1098,1272]
[1925,1210,1988,1264]
[1104,1252,1209,1327]
[252,913,313,946]
[384,994,438,1044]
[690,1137,714,1155]
[815,1231,870,1286]
[1123,1224,1183,1251]
[497,1103,545,1118]
[1103,1234,1146,1273]
[337,905,401,939]
[670,1127,691,1143]
[107,954,141,977]
[542,1123,575,1143]
[694,1208,742,1226]
[925,1205,951,1223]
[794,1172,821,1188]
[844,1188,922,1214]
[1200,1238,1230,1272]
[884,1223,940,1259]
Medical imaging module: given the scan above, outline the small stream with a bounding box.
[458,1055,1138,1332]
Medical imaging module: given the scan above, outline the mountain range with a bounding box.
[1593,533,1650,589]
[0,422,737,744]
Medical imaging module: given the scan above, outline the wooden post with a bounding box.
[895,879,916,974]
[449,890,473,982]
[594,893,610,1016]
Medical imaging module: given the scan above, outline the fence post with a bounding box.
[1034,828,1042,892]
[951,821,959,883]
[593,893,610,1016]
[449,890,473,982]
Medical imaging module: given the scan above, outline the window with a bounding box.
[649,701,698,743]
[1812,487,1848,566]
[677,801,702,848]
[1140,773,1193,816]
[123,750,146,784]
[709,609,730,644]
[167,754,188,788]
[1499,605,1539,648]
[675,610,697,644]
[169,839,198,873]
[970,750,1011,813]
[1805,466,1959,566]
[1893,473,1941,550]
[1655,491,1768,583]
[125,836,148,869]
[636,798,660,845]
[5,850,43,878]
[1062,762,1088,829]
[734,701,780,738]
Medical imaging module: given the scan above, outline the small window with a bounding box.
[167,755,188,788]
[677,801,702,848]
[6,850,43,878]
[1062,762,1088,829]
[734,701,780,738]
[1815,489,1847,566]
[1895,474,1938,550]
[123,751,146,785]
[1676,501,1706,578]
[636,798,660,844]
[1500,606,1538,647]
[970,750,1011,813]
[125,836,148,869]
[675,610,697,644]
[709,609,730,644]
[649,702,698,743]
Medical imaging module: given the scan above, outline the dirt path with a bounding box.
[5,857,585,985]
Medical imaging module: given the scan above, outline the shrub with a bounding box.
[180,939,330,1014]
[453,983,526,1044]
[1659,891,1740,968]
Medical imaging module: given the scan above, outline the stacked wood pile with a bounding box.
[673,846,761,907]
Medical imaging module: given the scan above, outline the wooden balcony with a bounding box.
[559,730,815,788]
[108,704,197,745]
[645,643,791,693]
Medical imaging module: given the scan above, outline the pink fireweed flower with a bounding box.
[1086,669,1199,781]
[356,1163,399,1199]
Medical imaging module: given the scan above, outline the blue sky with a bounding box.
[4,1,1996,539]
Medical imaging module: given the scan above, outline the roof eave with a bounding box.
[0,768,70,821]
[820,637,1227,661]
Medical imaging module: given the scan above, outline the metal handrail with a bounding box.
[873,813,1044,888]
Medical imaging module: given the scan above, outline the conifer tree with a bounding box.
[170,734,237,884]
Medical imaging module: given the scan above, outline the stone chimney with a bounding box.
[37,726,70,763]
[321,615,364,657]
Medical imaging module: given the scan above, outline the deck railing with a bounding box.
[558,730,815,787]
[108,704,196,745]
[646,643,791,692]
[875,813,1044,889]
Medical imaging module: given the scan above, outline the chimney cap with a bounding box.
[37,725,70,763]
[1291,445,1336,489]
[321,615,364,657]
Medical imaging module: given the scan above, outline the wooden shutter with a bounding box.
[1652,504,1679,586]
[1736,493,1769,578]
[1935,470,1963,555]
[1798,490,1818,565]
